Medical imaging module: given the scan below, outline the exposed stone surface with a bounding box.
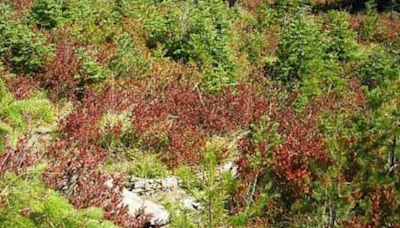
[162,177,179,189]
[129,176,180,195]
[183,196,202,210]
[110,161,238,226]
[128,161,237,195]
[121,188,170,226]
[220,160,238,175]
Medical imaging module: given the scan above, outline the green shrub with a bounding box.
[229,117,282,226]
[273,12,325,87]
[105,147,169,179]
[76,49,109,85]
[358,47,399,90]
[272,11,346,107]
[176,138,238,227]
[274,0,310,19]
[240,31,266,64]
[324,11,358,61]
[110,32,151,78]
[145,0,237,92]
[0,4,54,74]
[236,8,270,65]
[62,0,119,45]
[0,79,10,153]
[168,212,197,228]
[359,0,379,41]
[130,153,169,178]
[318,56,400,227]
[254,4,276,29]
[31,0,64,29]
[0,74,54,153]
[0,168,117,228]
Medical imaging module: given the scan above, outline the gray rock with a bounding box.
[219,160,238,177]
[121,188,170,226]
[161,177,179,189]
[132,179,147,189]
[182,197,202,211]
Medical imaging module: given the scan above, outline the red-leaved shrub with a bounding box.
[128,81,269,166]
[43,142,147,227]
[0,139,37,176]
[38,38,80,99]
[4,76,39,99]
[41,85,150,227]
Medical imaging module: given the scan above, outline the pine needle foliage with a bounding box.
[0,166,117,228]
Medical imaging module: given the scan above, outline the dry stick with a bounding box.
[387,137,398,175]
[196,86,205,108]
[208,195,212,228]
[327,201,335,228]
[246,173,258,210]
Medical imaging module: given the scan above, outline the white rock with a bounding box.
[182,197,202,211]
[131,179,147,189]
[142,198,170,225]
[161,177,179,189]
[121,188,144,213]
[121,188,170,225]
[220,161,238,176]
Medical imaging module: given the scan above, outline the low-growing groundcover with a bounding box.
[1,0,400,227]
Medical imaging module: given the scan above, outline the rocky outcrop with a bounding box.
[128,161,237,195]
[105,179,171,226]
[109,160,238,226]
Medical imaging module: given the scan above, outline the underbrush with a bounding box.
[1,0,400,227]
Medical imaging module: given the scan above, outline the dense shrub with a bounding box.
[41,89,149,227]
[0,140,118,228]
[31,0,64,29]
[324,10,358,61]
[4,0,34,16]
[358,0,379,41]
[0,171,117,228]
[0,77,54,153]
[62,0,120,45]
[38,38,80,98]
[0,139,38,174]
[358,47,399,89]
[318,79,400,227]
[110,32,150,78]
[272,12,325,87]
[377,14,400,42]
[129,81,269,166]
[145,0,238,92]
[233,87,369,226]
[36,36,109,99]
[1,0,400,227]
[0,4,54,74]
[4,75,39,99]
